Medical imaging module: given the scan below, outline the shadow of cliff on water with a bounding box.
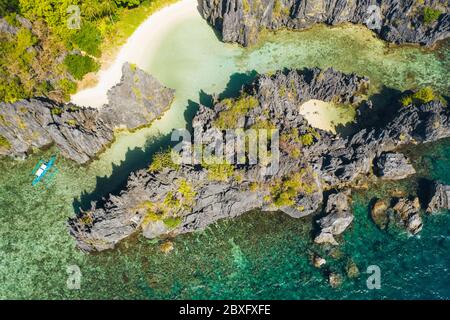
[334,86,403,138]
[218,70,259,100]
[73,132,174,213]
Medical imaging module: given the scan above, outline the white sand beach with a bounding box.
[299,99,356,133]
[70,0,198,108]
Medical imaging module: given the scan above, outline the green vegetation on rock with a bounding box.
[0,135,11,150]
[213,95,258,129]
[0,0,177,103]
[300,133,314,146]
[423,7,442,24]
[400,87,440,107]
[269,169,317,207]
[50,107,63,116]
[202,158,235,182]
[63,54,100,80]
[242,0,250,13]
[163,216,182,228]
[138,178,193,231]
[178,178,196,207]
[300,128,320,146]
[148,148,180,173]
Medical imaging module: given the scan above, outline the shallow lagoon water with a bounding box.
[0,8,449,299]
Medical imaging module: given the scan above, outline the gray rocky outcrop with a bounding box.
[427,182,450,213]
[0,63,174,163]
[199,0,450,46]
[374,152,416,180]
[0,99,113,163]
[314,191,354,245]
[371,196,423,235]
[68,67,450,251]
[312,99,450,188]
[371,198,389,229]
[392,197,423,235]
[0,16,32,36]
[100,63,174,130]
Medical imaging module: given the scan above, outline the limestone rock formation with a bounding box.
[427,182,450,213]
[69,67,367,251]
[101,63,175,130]
[371,199,389,229]
[199,0,450,47]
[0,99,113,163]
[374,152,416,180]
[68,68,450,251]
[0,64,174,163]
[314,191,354,246]
[392,197,423,235]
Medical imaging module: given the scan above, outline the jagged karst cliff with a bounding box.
[0,63,174,163]
[199,0,450,46]
[69,67,450,252]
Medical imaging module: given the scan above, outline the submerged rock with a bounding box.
[312,255,327,268]
[314,191,354,246]
[159,241,174,254]
[371,199,389,230]
[371,195,429,235]
[427,182,450,213]
[199,0,450,47]
[0,64,174,163]
[328,273,343,288]
[374,152,416,180]
[346,260,360,279]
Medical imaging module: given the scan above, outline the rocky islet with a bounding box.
[69,67,450,252]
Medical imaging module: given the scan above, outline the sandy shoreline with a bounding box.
[299,99,356,133]
[70,0,198,108]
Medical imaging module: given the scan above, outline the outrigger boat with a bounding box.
[32,155,58,187]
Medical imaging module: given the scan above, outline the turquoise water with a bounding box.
[0,10,449,299]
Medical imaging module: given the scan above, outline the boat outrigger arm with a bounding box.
[32,155,57,186]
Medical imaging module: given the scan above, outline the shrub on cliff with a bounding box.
[213,95,258,129]
[148,149,180,173]
[0,135,11,150]
[270,169,317,207]
[64,54,100,80]
[178,179,196,207]
[202,158,235,182]
[423,7,443,24]
[400,87,439,107]
[163,216,182,229]
[69,22,102,57]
